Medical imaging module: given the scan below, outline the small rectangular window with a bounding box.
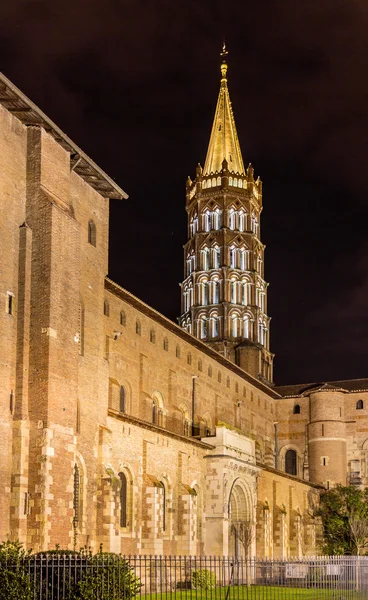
[322,424,325,437]
[6,292,14,315]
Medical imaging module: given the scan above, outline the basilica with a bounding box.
[0,49,367,557]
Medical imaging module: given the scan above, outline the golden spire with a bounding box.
[203,44,245,176]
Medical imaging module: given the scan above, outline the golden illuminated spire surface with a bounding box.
[203,43,245,176]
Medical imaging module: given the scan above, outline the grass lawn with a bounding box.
[140,586,366,600]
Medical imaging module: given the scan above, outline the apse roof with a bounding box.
[275,378,368,398]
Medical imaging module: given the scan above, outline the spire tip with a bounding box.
[220,40,228,79]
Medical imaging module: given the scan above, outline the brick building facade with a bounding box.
[0,57,366,557]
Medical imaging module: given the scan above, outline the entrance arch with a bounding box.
[228,479,253,558]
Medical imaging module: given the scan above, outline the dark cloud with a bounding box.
[1,0,367,384]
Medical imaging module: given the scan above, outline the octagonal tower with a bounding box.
[179,46,274,384]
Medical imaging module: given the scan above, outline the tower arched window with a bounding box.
[230,246,236,268]
[88,220,96,247]
[230,279,237,304]
[243,316,249,338]
[202,281,208,305]
[150,329,156,343]
[239,248,247,270]
[163,337,169,351]
[199,316,208,340]
[211,246,220,269]
[190,213,198,236]
[136,320,141,335]
[231,314,240,337]
[214,209,221,230]
[120,311,126,326]
[285,449,297,476]
[119,472,128,527]
[211,315,219,338]
[119,386,126,413]
[251,214,259,235]
[293,404,301,415]
[229,208,235,230]
[103,301,110,317]
[212,279,219,304]
[186,251,196,276]
[238,210,246,232]
[242,282,250,305]
[201,247,210,270]
[258,322,265,345]
[203,210,211,232]
[356,400,364,410]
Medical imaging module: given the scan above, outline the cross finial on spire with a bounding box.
[220,41,228,79]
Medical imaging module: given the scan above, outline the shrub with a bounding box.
[78,551,142,599]
[191,568,216,590]
[0,540,33,600]
[31,549,89,600]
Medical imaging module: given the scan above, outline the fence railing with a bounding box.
[1,554,368,599]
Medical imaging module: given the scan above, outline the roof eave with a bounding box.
[0,72,128,200]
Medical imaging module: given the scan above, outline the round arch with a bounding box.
[227,478,254,558]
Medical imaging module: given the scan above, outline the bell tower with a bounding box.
[179,45,274,384]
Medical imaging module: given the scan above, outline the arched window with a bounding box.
[161,481,167,532]
[136,320,141,335]
[163,337,169,351]
[150,329,156,343]
[88,220,96,247]
[152,399,157,424]
[119,386,126,413]
[176,345,181,358]
[73,464,81,527]
[120,311,126,326]
[210,314,219,338]
[190,213,198,236]
[229,208,235,229]
[293,404,301,415]
[285,449,297,476]
[198,316,207,340]
[226,376,230,388]
[238,210,246,232]
[119,472,127,527]
[198,359,203,372]
[201,281,208,305]
[201,247,210,270]
[211,246,221,269]
[356,400,364,410]
[242,282,250,305]
[239,248,247,270]
[203,210,211,232]
[231,314,239,337]
[243,316,249,338]
[187,352,192,365]
[230,278,237,304]
[212,209,221,230]
[208,365,212,377]
[103,301,110,317]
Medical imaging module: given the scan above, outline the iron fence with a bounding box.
[1,554,368,599]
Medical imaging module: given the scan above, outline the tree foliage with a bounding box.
[0,540,33,600]
[318,485,368,555]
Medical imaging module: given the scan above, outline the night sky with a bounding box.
[1,0,367,385]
